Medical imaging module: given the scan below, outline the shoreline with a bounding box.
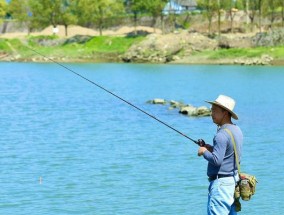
[1,56,284,66]
[1,27,284,66]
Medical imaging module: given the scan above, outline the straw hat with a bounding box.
[205,95,238,120]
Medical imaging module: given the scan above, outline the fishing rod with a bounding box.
[27,47,204,146]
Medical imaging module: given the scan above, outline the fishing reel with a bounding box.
[197,139,206,147]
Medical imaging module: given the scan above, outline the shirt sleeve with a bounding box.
[203,131,228,166]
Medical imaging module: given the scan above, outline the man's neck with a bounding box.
[219,118,232,126]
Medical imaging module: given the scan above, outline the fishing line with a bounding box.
[27,47,199,144]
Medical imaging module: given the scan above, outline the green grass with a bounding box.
[0,39,14,52]
[191,46,284,60]
[20,35,145,59]
[0,35,145,60]
[85,36,144,53]
[1,35,284,63]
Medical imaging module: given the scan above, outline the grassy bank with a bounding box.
[176,46,284,65]
[0,35,145,62]
[201,46,284,60]
[1,35,284,65]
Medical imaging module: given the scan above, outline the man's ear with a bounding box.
[226,110,232,118]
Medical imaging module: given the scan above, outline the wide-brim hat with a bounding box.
[205,95,238,120]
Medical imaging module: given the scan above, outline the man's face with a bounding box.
[211,104,226,125]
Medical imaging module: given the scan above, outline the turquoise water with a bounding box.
[0,62,283,214]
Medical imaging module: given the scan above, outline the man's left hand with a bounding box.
[198,147,208,156]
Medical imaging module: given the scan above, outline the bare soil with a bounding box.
[0,25,162,39]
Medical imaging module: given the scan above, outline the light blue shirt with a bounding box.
[203,124,243,177]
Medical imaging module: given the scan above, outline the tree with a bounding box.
[8,0,35,33]
[240,0,251,32]
[143,0,167,33]
[216,0,229,36]
[257,0,264,32]
[198,0,218,34]
[242,0,258,32]
[0,0,8,33]
[58,0,78,36]
[263,0,278,30]
[76,0,125,36]
[125,0,146,35]
[21,0,60,34]
[281,0,284,27]
[0,0,6,17]
[24,0,78,36]
[271,0,284,28]
[227,0,243,33]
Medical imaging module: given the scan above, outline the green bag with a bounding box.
[238,173,257,201]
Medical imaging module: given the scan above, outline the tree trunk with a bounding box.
[230,11,234,33]
[99,24,103,36]
[208,17,212,35]
[249,13,255,32]
[151,17,157,33]
[246,0,249,25]
[218,10,221,36]
[133,12,138,36]
[282,2,284,27]
[161,14,165,34]
[64,24,68,37]
[1,20,8,34]
[258,0,262,33]
[217,0,221,36]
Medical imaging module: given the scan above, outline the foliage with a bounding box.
[197,0,218,33]
[0,0,7,20]
[76,0,125,36]
[3,0,284,35]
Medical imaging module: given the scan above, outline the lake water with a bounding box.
[0,62,283,215]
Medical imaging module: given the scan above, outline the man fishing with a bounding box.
[197,95,243,215]
[28,47,244,214]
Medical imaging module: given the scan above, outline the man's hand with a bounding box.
[198,147,208,156]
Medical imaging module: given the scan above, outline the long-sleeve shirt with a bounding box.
[203,124,243,177]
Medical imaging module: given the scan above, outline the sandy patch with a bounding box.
[0,25,162,39]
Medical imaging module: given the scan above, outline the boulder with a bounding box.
[147,98,211,117]
[64,35,93,45]
[252,29,284,47]
[179,105,211,117]
[121,31,218,63]
[147,98,167,105]
[179,105,198,116]
[197,106,211,116]
[218,35,252,49]
[234,54,274,65]
[169,100,185,109]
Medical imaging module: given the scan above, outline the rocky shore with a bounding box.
[147,99,211,117]
[121,29,284,65]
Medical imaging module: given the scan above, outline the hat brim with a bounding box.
[205,100,238,120]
